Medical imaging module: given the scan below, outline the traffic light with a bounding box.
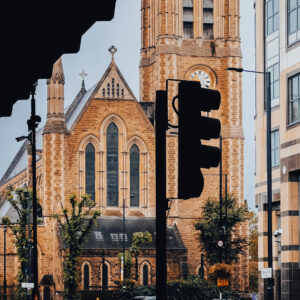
[178,81,221,199]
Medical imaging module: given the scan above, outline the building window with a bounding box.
[130,144,140,207]
[288,0,300,44]
[143,264,149,285]
[271,130,280,167]
[102,88,105,98]
[112,78,115,97]
[121,89,124,98]
[267,63,279,107]
[107,83,110,97]
[107,123,119,206]
[117,83,120,97]
[289,73,300,124]
[265,0,279,36]
[183,0,193,38]
[203,0,214,39]
[102,263,108,290]
[85,143,95,201]
[84,264,90,290]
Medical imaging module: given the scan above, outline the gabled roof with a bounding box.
[0,58,145,186]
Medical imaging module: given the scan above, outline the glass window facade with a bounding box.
[107,123,119,206]
[267,63,280,104]
[130,144,140,207]
[289,73,300,124]
[288,0,300,44]
[271,130,280,167]
[265,0,279,36]
[85,143,95,201]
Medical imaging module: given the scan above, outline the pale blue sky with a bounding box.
[0,1,256,209]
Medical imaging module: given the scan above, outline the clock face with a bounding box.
[189,70,211,88]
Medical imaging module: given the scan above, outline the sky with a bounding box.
[0,1,256,210]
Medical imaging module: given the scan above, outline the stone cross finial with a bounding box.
[109,45,117,61]
[79,70,88,80]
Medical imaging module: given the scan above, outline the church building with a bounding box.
[0,0,248,298]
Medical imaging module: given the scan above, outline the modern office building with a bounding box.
[255,0,300,299]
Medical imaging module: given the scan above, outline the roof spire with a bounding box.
[79,70,88,92]
[108,45,117,61]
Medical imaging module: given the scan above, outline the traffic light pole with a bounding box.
[155,90,168,300]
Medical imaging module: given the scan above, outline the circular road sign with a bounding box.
[217,240,224,247]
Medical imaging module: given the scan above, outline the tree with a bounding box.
[248,210,258,292]
[194,196,248,266]
[54,193,100,300]
[118,231,152,280]
[1,187,33,300]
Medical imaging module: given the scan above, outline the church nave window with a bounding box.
[107,122,119,206]
[183,0,194,38]
[130,144,140,207]
[117,83,120,97]
[107,83,110,97]
[85,143,95,201]
[203,0,214,39]
[112,78,115,97]
[83,264,90,290]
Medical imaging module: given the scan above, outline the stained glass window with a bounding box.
[85,143,95,201]
[130,144,140,207]
[107,123,119,206]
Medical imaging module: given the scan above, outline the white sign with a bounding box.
[217,240,224,247]
[261,268,272,279]
[22,282,34,289]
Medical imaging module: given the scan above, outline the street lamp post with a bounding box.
[227,67,273,299]
[3,226,7,300]
[122,195,134,282]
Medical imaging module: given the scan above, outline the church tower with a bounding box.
[140,0,248,290]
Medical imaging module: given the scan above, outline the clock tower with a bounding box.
[140,0,248,291]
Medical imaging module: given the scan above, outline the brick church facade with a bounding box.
[0,0,248,298]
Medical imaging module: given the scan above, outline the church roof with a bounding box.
[0,51,152,187]
[62,217,186,251]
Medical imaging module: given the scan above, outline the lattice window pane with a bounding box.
[130,144,140,207]
[85,143,95,201]
[107,123,119,206]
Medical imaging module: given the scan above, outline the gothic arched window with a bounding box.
[107,123,119,206]
[130,144,140,207]
[85,143,95,201]
[143,264,149,286]
[102,263,108,290]
[84,264,90,290]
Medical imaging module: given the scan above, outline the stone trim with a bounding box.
[281,245,299,251]
[255,177,280,188]
[281,137,300,149]
[281,210,299,217]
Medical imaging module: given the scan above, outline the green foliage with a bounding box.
[115,276,239,300]
[194,196,248,265]
[54,193,100,300]
[118,231,152,280]
[1,187,33,300]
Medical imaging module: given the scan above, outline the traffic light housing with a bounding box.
[178,81,221,199]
